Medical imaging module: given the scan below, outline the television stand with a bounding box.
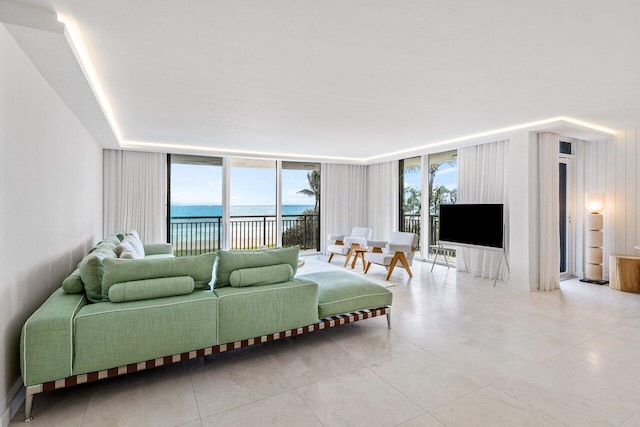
[430,243,451,272]
[493,248,510,287]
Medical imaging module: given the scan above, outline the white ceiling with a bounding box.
[6,0,640,162]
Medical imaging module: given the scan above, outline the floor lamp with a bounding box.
[580,193,608,285]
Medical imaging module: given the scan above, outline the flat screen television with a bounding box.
[438,203,504,250]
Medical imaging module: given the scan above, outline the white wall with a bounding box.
[586,130,639,277]
[0,25,102,425]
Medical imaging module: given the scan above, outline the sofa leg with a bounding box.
[386,311,391,329]
[25,385,39,422]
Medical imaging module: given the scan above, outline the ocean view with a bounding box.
[171,204,314,218]
[169,204,319,252]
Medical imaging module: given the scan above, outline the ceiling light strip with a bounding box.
[57,14,123,141]
[362,116,615,162]
[121,140,362,162]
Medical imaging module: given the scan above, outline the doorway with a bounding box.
[559,146,574,277]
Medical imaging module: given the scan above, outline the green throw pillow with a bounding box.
[229,264,294,287]
[108,276,195,302]
[79,248,117,303]
[61,268,84,294]
[101,252,216,299]
[215,246,299,288]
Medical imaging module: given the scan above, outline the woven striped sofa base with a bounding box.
[24,306,390,422]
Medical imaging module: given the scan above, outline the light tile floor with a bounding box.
[11,255,640,426]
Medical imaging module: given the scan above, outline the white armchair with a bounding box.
[327,227,372,267]
[364,231,419,280]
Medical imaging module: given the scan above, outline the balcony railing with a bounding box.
[170,214,320,256]
[401,214,456,258]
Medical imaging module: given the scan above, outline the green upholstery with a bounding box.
[143,243,174,256]
[215,246,299,288]
[20,288,87,386]
[108,276,195,302]
[214,278,317,343]
[21,237,395,392]
[298,271,393,317]
[229,264,293,287]
[101,252,216,299]
[144,254,176,259]
[73,290,218,375]
[79,247,117,303]
[62,268,84,294]
[104,235,121,247]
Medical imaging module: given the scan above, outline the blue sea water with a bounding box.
[171,205,314,218]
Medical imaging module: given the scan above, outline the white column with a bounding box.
[507,131,539,291]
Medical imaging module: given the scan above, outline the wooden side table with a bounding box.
[350,247,369,271]
[609,254,640,293]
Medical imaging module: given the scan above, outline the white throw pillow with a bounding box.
[117,236,144,259]
[126,230,145,258]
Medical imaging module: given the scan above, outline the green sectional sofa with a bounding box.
[19,232,393,421]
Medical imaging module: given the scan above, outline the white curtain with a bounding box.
[103,149,167,243]
[538,132,560,291]
[367,161,399,240]
[320,163,368,253]
[456,140,509,281]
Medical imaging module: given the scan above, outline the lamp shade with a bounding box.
[585,193,605,213]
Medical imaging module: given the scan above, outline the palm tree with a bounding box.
[297,171,320,212]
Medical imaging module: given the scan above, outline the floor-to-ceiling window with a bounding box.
[168,155,223,255]
[399,156,422,255]
[427,150,458,263]
[230,158,277,249]
[281,162,321,252]
[168,156,320,254]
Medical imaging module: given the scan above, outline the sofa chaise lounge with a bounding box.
[19,232,393,421]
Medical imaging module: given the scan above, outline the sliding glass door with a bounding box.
[399,156,422,256]
[168,156,320,254]
[168,155,223,255]
[281,162,320,252]
[229,159,277,249]
[426,150,457,264]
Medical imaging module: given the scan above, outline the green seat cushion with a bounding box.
[214,278,318,343]
[108,276,195,302]
[298,271,393,317]
[229,264,293,287]
[62,268,84,294]
[101,252,216,300]
[215,246,299,288]
[72,290,218,375]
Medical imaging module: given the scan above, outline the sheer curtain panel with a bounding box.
[538,132,560,291]
[367,161,399,240]
[456,140,509,281]
[103,150,167,243]
[320,163,368,253]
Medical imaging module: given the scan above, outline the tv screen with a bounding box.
[438,203,504,249]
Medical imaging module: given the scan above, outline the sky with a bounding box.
[171,160,456,206]
[171,164,315,206]
[403,162,457,191]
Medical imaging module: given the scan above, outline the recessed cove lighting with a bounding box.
[57,14,123,141]
[54,15,616,162]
